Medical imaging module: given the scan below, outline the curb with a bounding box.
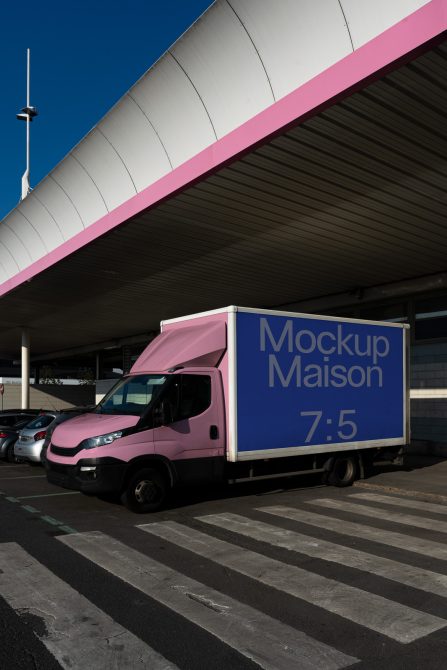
[353,479,447,505]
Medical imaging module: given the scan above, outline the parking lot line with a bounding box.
[21,505,40,513]
[17,492,81,500]
[40,515,64,526]
[0,475,46,480]
[58,525,78,534]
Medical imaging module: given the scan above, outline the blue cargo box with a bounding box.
[227,307,409,462]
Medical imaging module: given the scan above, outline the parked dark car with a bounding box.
[0,414,38,462]
[0,410,41,427]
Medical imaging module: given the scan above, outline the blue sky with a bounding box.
[0,0,214,220]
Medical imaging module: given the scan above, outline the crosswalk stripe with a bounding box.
[309,498,447,534]
[260,506,447,561]
[350,492,447,516]
[199,512,447,598]
[139,521,446,644]
[0,542,178,670]
[59,530,355,670]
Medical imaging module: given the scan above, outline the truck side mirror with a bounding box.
[154,399,173,427]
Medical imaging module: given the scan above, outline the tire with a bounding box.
[326,455,358,487]
[120,467,168,513]
[6,443,20,463]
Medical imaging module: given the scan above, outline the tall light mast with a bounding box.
[17,48,38,200]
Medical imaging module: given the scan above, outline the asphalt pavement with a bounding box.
[355,453,447,502]
[0,455,447,669]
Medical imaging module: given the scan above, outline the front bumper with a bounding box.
[45,456,127,493]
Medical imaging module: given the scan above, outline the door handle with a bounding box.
[210,425,218,440]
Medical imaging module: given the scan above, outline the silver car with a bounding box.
[14,413,57,463]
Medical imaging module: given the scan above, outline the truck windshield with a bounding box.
[95,374,168,416]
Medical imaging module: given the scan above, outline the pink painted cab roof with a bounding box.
[131,318,227,373]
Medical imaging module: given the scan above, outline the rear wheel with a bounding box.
[326,455,358,487]
[6,443,20,463]
[121,467,168,513]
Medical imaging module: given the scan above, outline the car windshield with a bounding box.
[95,374,168,416]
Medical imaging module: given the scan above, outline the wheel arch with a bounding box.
[122,455,175,491]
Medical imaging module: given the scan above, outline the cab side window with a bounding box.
[160,375,211,424]
[178,375,211,420]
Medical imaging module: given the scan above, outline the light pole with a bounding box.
[17,48,38,200]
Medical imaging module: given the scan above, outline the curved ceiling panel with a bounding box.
[17,192,65,251]
[51,155,108,228]
[32,177,84,241]
[0,262,8,284]
[0,238,19,279]
[72,129,137,211]
[3,210,47,262]
[230,0,353,100]
[171,0,274,138]
[98,95,172,191]
[341,0,431,49]
[130,53,217,169]
[0,220,32,271]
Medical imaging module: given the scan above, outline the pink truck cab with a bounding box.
[45,306,409,512]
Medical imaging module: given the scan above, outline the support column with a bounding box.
[21,329,30,409]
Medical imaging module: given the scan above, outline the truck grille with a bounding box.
[50,444,82,457]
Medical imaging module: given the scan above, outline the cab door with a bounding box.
[153,369,225,483]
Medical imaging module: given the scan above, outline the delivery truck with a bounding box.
[45,306,410,512]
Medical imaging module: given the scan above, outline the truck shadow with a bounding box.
[365,453,447,477]
[165,473,329,511]
[96,454,447,512]
[97,472,328,511]
[166,454,447,510]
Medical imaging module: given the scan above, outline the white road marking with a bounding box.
[0,465,28,468]
[260,506,447,561]
[0,542,178,670]
[309,498,447,534]
[59,530,357,670]
[0,475,46,480]
[350,492,447,517]
[199,512,447,598]
[17,491,81,499]
[139,521,446,644]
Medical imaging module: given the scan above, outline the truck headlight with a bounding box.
[79,431,123,450]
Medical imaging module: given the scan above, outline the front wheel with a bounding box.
[326,455,358,487]
[121,468,168,513]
